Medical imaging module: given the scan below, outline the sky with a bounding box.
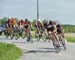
[0,0,75,25]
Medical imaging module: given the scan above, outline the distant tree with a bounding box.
[0,19,2,24]
[1,17,8,24]
[31,19,36,31]
[31,19,36,27]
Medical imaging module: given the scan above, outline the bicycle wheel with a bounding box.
[51,34,60,53]
[35,32,40,41]
[10,29,15,40]
[61,38,66,50]
[14,28,20,40]
[27,32,33,42]
[10,33,14,40]
[6,32,10,39]
[5,28,10,39]
[21,31,26,39]
[41,33,47,42]
[59,35,66,50]
[52,41,60,53]
[14,32,19,40]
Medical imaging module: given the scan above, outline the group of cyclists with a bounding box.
[3,17,66,53]
[4,18,31,40]
[35,19,66,52]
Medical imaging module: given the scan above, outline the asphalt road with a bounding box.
[0,36,75,60]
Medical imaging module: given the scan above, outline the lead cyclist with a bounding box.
[56,22,66,50]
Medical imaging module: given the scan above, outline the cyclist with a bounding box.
[43,20,49,35]
[23,19,31,32]
[46,20,60,47]
[6,18,12,28]
[55,21,66,50]
[5,18,14,38]
[23,19,32,41]
[43,19,48,30]
[17,19,25,37]
[53,20,65,38]
[11,18,18,29]
[35,19,44,36]
[56,23,64,38]
[18,19,25,29]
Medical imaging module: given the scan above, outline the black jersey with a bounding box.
[43,23,47,29]
[47,24,55,32]
[56,24,62,34]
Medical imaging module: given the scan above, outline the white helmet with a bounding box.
[38,19,41,21]
[38,19,42,23]
[8,17,11,19]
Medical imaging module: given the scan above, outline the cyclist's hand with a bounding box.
[48,31,51,34]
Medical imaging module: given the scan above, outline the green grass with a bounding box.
[66,37,75,43]
[31,31,75,42]
[62,25,75,33]
[0,42,22,60]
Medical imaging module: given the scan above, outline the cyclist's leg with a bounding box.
[58,34,63,40]
[61,33,65,38]
[47,31,59,45]
[52,32,60,46]
[40,26,44,36]
[47,31,53,40]
[26,29,31,42]
[43,29,48,41]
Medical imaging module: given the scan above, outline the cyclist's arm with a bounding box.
[6,24,9,28]
[61,26,64,34]
[53,25,57,33]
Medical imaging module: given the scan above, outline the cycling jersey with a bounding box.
[24,24,29,29]
[18,20,25,25]
[47,24,55,32]
[24,21,30,29]
[56,24,62,34]
[6,20,12,28]
[43,22,48,29]
[46,21,55,32]
[35,21,43,29]
[12,20,16,25]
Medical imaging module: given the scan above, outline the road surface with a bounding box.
[0,36,75,60]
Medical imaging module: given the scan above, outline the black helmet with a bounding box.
[25,19,28,21]
[49,20,53,25]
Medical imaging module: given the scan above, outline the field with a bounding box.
[31,31,75,43]
[62,25,75,33]
[65,33,75,43]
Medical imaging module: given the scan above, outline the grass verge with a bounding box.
[66,37,75,43]
[0,42,22,60]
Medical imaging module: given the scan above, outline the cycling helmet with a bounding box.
[49,20,53,25]
[25,19,28,22]
[37,19,42,23]
[37,19,41,22]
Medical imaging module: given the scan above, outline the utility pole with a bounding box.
[37,0,39,21]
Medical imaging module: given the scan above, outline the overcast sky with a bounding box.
[0,0,75,25]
